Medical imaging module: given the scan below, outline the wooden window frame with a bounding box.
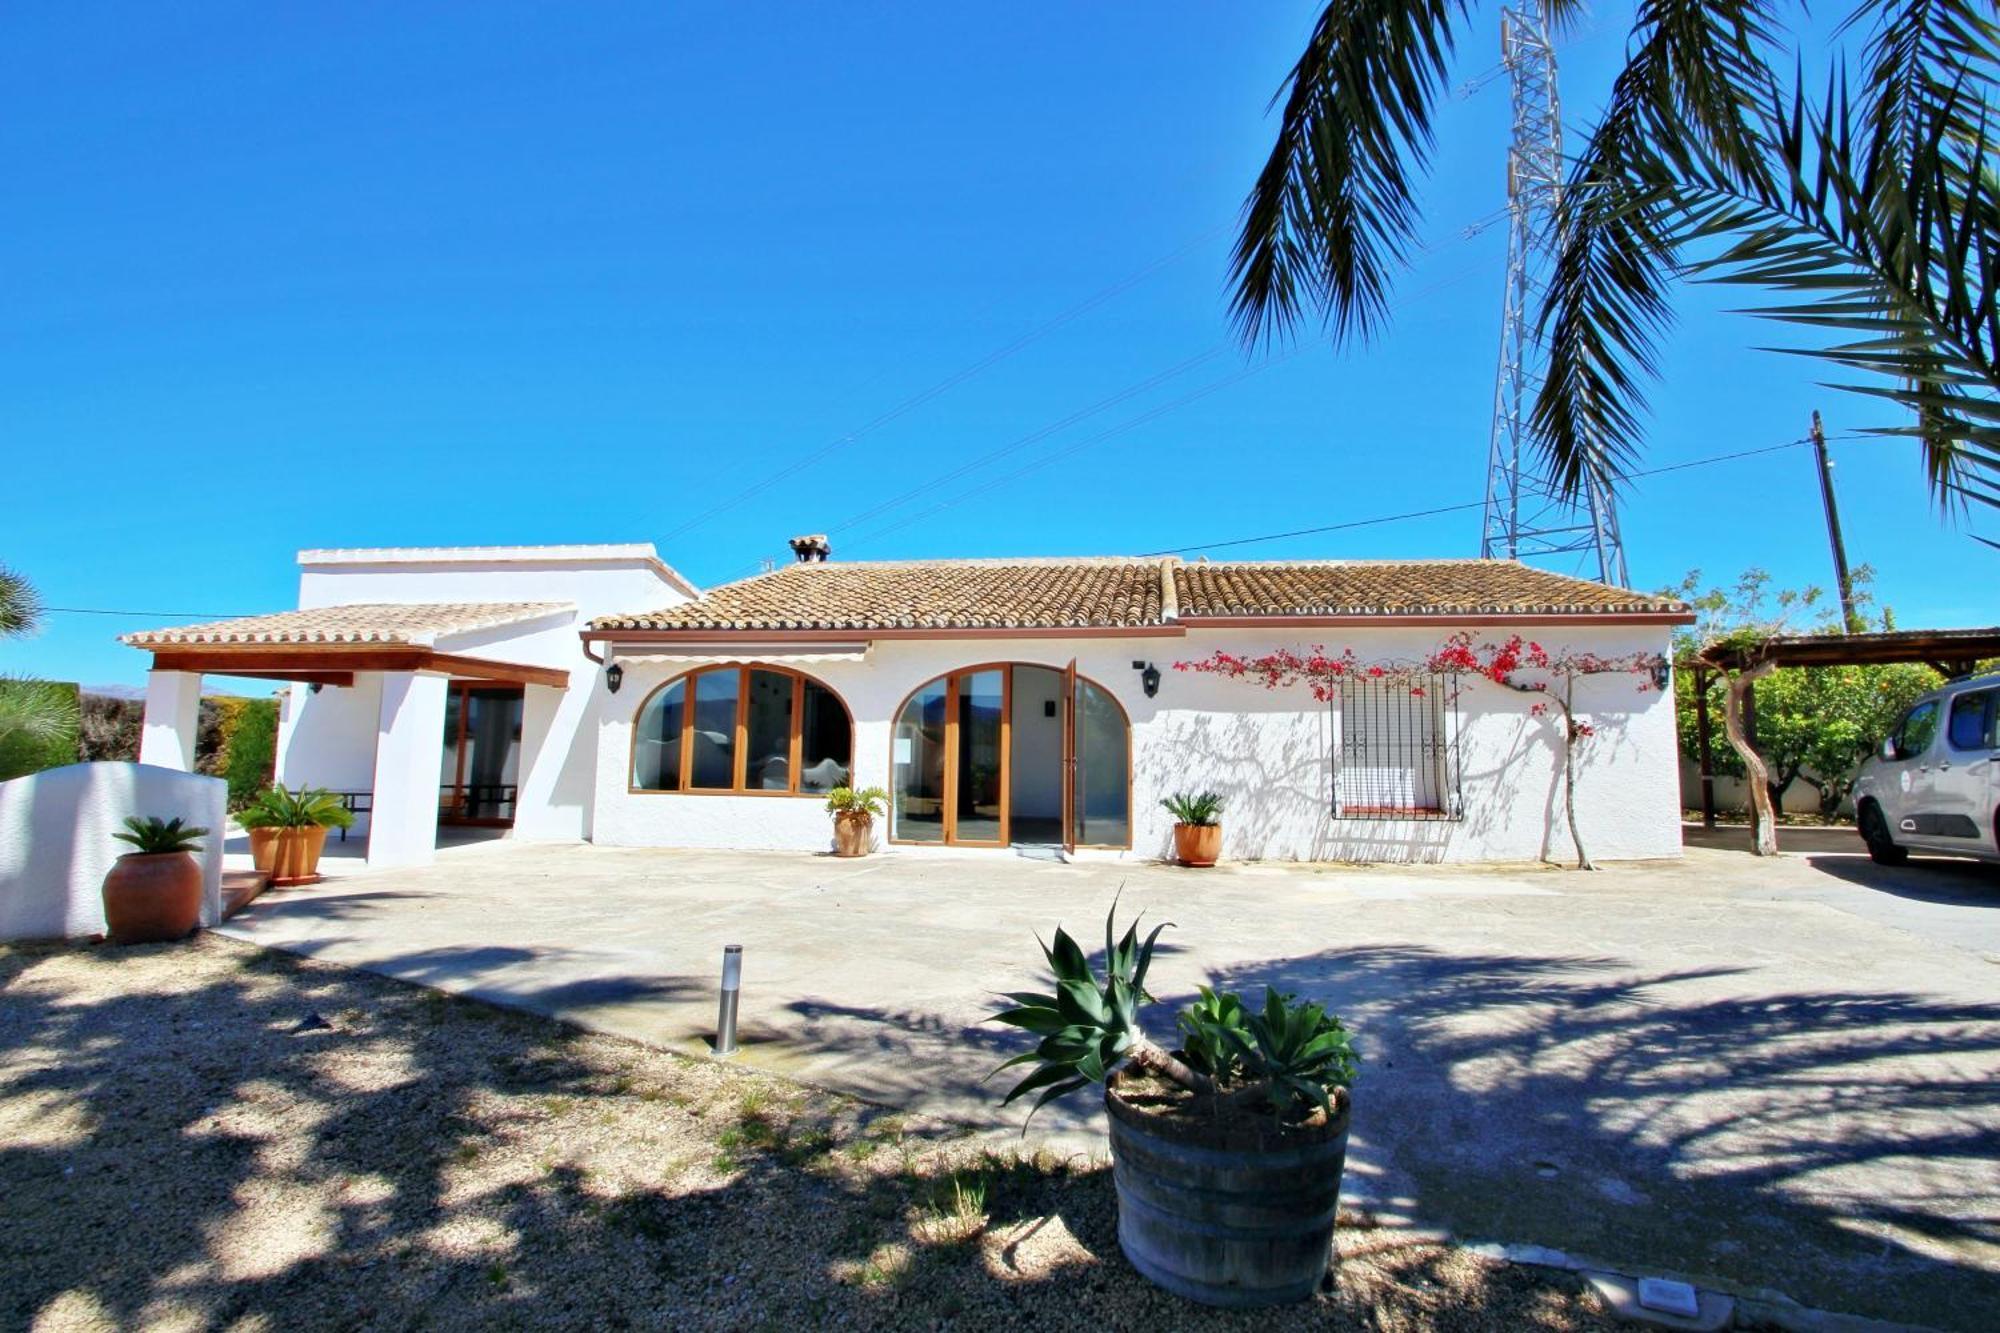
[888,662,1133,850]
[627,663,853,798]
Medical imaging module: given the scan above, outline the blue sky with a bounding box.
[3,3,1989,690]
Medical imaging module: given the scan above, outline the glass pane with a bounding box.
[689,668,740,789]
[460,688,522,820]
[632,679,686,790]
[955,670,1005,842]
[744,670,795,791]
[799,679,852,793]
[1072,679,1130,846]
[1948,690,1993,751]
[1896,701,1939,760]
[894,679,947,842]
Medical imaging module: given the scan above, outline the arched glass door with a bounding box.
[892,664,1129,848]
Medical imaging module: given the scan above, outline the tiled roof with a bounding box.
[592,560,1165,631]
[593,557,1686,633]
[123,602,574,648]
[1174,560,1686,617]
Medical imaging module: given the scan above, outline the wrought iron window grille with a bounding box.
[1332,672,1464,822]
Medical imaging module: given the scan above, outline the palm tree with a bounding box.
[0,563,79,777]
[1233,1,1999,525]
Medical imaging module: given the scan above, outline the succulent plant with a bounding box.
[112,816,208,855]
[991,901,1357,1125]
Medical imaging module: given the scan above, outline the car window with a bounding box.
[1893,700,1941,761]
[1947,689,1995,752]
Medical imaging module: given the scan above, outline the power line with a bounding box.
[657,220,1231,545]
[1143,438,1814,556]
[834,258,1494,557]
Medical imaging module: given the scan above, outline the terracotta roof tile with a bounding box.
[592,560,1165,632]
[1175,560,1686,617]
[122,602,573,648]
[594,557,1686,633]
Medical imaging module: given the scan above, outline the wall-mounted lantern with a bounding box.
[1650,658,1673,692]
[1133,660,1161,698]
[606,661,625,695]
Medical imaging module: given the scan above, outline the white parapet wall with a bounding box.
[0,762,227,941]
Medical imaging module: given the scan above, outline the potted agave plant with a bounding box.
[242,784,353,885]
[993,904,1357,1307]
[824,785,887,858]
[103,816,208,944]
[1159,790,1223,867]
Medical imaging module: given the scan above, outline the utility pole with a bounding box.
[1808,411,1860,632]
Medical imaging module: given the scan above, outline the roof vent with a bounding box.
[788,533,832,563]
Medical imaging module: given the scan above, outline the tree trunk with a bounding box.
[1723,663,1780,856]
[1560,690,1595,870]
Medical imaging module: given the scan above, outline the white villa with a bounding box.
[122,540,1693,868]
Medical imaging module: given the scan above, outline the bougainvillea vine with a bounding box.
[1176,633,1666,870]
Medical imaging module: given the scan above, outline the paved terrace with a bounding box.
[219,833,2000,1329]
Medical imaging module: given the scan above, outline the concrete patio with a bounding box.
[218,834,2000,1328]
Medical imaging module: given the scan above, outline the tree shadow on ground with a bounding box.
[0,936,1619,1332]
[1197,944,2000,1330]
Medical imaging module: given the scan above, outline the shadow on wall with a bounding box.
[1149,691,1644,865]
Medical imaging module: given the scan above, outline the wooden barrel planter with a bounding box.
[1105,1069,1351,1307]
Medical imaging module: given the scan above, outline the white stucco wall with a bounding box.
[0,763,226,940]
[589,623,1682,864]
[273,546,691,851]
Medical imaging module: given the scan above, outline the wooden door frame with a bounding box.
[890,661,1131,850]
[441,682,524,828]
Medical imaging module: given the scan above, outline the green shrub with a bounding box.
[78,694,142,762]
[223,699,278,810]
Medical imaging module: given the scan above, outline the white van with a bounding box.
[1852,671,2000,865]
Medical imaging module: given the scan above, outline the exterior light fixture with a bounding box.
[1651,658,1673,691]
[309,682,323,694]
[605,661,625,694]
[1134,660,1161,698]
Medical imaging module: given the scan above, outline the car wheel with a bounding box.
[1859,802,1908,866]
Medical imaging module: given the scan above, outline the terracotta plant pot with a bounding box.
[248,827,278,873]
[101,851,203,944]
[832,812,874,858]
[264,826,329,886]
[1171,822,1221,867]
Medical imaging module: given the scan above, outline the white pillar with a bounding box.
[367,671,449,869]
[138,670,202,771]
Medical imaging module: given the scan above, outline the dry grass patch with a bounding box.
[1,935,1616,1330]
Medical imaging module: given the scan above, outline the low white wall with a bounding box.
[0,763,226,940]
[1678,756,1844,816]
[590,624,1683,864]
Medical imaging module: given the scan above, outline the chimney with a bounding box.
[788,533,832,563]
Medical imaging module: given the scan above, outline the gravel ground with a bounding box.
[2,936,1619,1331]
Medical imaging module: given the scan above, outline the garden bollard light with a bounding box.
[715,944,742,1057]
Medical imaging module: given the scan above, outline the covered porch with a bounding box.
[122,603,575,869]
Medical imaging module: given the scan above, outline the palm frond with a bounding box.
[1530,0,1785,501]
[0,565,43,639]
[1533,0,2000,518]
[1229,0,1470,348]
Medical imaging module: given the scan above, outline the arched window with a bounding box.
[890,663,1130,848]
[631,665,853,796]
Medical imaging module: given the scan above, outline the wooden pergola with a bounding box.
[1686,626,2000,854]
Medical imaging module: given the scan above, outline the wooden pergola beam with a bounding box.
[148,647,568,690]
